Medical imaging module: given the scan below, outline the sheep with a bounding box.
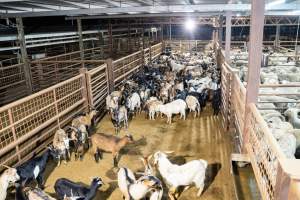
[71,109,98,134]
[16,147,56,189]
[185,95,200,118]
[69,125,89,161]
[0,165,20,200]
[117,167,161,200]
[52,129,70,166]
[157,99,187,124]
[54,177,103,200]
[153,151,207,199]
[91,133,134,166]
[111,106,128,134]
[126,92,141,114]
[284,108,300,129]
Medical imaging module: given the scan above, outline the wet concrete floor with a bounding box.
[42,107,237,199]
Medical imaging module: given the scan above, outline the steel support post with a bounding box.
[218,15,223,48]
[275,25,281,47]
[16,17,32,93]
[225,11,232,63]
[108,20,113,57]
[77,18,84,62]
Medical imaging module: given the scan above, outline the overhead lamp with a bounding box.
[185,18,196,32]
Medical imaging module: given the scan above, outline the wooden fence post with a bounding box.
[149,44,152,62]
[79,68,90,112]
[106,58,114,93]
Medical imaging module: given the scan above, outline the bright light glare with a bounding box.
[266,0,285,10]
[185,19,196,31]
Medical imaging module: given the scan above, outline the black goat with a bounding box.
[16,147,56,189]
[54,177,103,200]
[212,88,221,115]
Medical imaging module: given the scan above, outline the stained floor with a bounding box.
[42,107,236,199]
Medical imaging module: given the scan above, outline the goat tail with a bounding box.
[199,159,208,169]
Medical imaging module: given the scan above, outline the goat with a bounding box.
[15,183,56,200]
[117,167,161,200]
[185,95,200,118]
[139,156,163,200]
[69,125,89,161]
[53,129,70,166]
[54,177,103,200]
[126,92,141,114]
[0,165,20,200]
[91,133,134,166]
[157,99,187,124]
[153,151,207,199]
[212,88,221,115]
[111,106,128,135]
[148,100,163,120]
[72,109,98,134]
[16,147,56,189]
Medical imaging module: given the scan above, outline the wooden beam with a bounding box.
[243,0,265,152]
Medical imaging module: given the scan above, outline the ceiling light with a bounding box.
[185,18,196,32]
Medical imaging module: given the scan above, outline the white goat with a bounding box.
[153,151,207,199]
[126,92,141,113]
[157,99,187,124]
[185,95,200,118]
[53,129,70,166]
[148,100,163,120]
[117,167,161,200]
[170,60,185,72]
[0,165,20,200]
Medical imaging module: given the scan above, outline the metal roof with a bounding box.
[0,0,299,17]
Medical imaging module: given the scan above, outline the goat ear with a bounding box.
[147,154,153,162]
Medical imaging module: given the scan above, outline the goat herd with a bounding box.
[0,46,222,200]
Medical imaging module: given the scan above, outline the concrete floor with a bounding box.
[42,106,236,200]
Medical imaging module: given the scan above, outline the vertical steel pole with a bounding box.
[16,17,32,93]
[243,0,265,151]
[169,18,172,40]
[275,25,280,48]
[218,15,223,48]
[108,20,113,57]
[77,18,84,62]
[160,24,164,41]
[225,11,232,63]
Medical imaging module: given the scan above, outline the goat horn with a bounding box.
[163,151,174,154]
[0,164,12,169]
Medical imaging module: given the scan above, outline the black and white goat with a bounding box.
[54,177,103,200]
[16,147,56,189]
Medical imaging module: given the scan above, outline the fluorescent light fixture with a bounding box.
[172,10,194,13]
[266,0,285,10]
[236,13,241,17]
[185,18,196,32]
[127,12,139,14]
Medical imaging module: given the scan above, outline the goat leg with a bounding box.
[36,175,45,189]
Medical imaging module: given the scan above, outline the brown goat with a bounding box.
[91,133,134,166]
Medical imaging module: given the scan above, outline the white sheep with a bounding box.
[185,95,200,118]
[0,165,20,200]
[157,99,187,124]
[284,108,300,129]
[153,151,207,199]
